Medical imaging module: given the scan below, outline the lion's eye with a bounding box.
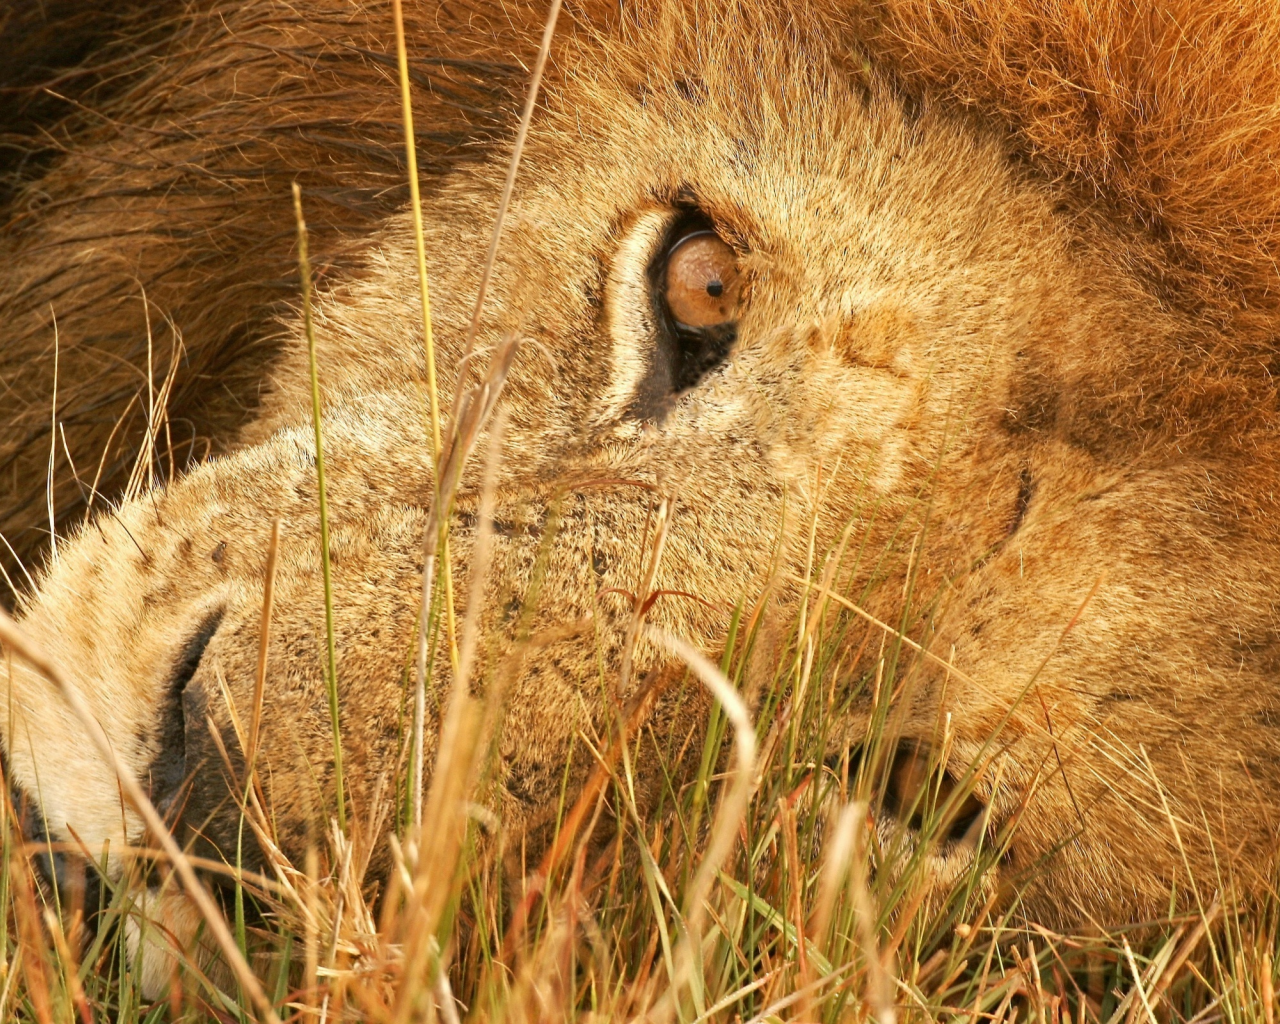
[612,208,744,419]
[664,231,740,328]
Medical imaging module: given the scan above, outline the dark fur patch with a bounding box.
[165,621,266,882]
[0,0,178,205]
[1006,467,1035,537]
[146,608,225,819]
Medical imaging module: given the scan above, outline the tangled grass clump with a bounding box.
[0,519,1275,1024]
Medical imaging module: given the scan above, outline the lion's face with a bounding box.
[5,0,1280,948]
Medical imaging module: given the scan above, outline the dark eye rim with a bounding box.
[643,208,740,398]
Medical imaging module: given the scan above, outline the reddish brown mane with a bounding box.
[856,0,1280,346]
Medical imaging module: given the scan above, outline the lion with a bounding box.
[3,0,1280,987]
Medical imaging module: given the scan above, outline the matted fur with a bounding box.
[3,0,1280,964]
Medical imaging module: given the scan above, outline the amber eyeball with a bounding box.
[663,231,741,328]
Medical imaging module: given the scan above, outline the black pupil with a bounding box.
[706,280,723,297]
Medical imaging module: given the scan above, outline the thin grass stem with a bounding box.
[451,0,562,409]
[293,182,346,834]
[46,309,59,564]
[393,0,462,682]
[248,517,282,776]
[391,0,442,464]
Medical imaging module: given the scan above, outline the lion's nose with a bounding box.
[884,744,986,844]
[835,741,988,845]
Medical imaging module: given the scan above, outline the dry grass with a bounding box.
[1,520,1277,1024]
[3,369,1275,1021]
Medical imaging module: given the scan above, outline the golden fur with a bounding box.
[4,0,1280,968]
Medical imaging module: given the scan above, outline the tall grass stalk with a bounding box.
[451,0,562,395]
[648,628,757,1022]
[403,0,559,831]
[391,0,443,464]
[45,311,58,564]
[248,516,282,775]
[394,0,460,826]
[293,182,347,835]
[392,0,462,701]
